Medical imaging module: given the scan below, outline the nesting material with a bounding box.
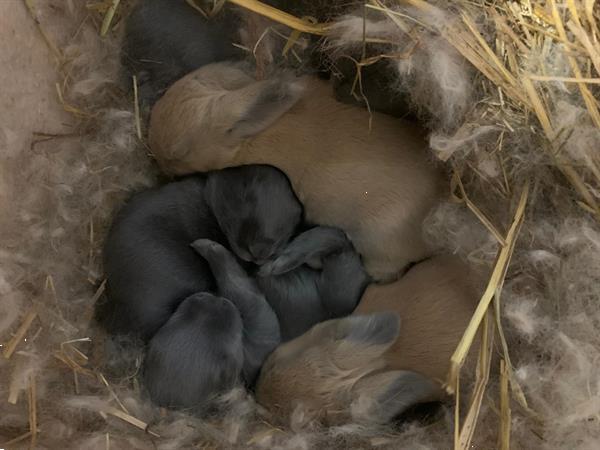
[1,0,599,449]
[324,3,475,131]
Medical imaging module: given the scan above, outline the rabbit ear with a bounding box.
[322,313,400,372]
[227,75,306,139]
[335,312,400,346]
[255,313,400,388]
[351,370,442,424]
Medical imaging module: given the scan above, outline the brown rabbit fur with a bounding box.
[354,254,480,383]
[254,254,481,425]
[148,62,444,281]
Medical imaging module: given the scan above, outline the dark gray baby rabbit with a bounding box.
[122,0,244,111]
[98,163,368,409]
[145,229,368,410]
[97,165,301,409]
[97,164,301,341]
[255,226,370,341]
[144,239,281,409]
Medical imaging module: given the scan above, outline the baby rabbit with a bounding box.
[122,0,244,111]
[144,239,281,409]
[146,225,368,409]
[96,165,301,340]
[148,62,444,281]
[258,226,370,340]
[255,254,480,425]
[97,165,303,409]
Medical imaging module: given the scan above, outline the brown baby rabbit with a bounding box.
[254,254,480,425]
[148,62,444,281]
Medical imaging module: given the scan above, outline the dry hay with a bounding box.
[1,1,599,449]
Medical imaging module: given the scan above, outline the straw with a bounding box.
[133,75,143,140]
[3,308,38,360]
[227,0,329,34]
[3,432,34,448]
[104,407,161,438]
[22,0,63,61]
[498,359,512,450]
[28,375,38,450]
[100,0,121,36]
[455,312,494,450]
[447,181,529,391]
[451,172,507,247]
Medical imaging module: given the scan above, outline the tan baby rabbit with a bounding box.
[254,254,480,425]
[148,62,444,281]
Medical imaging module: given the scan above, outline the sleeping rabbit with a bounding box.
[148,62,444,281]
[255,254,480,425]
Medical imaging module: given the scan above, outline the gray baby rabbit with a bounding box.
[122,0,244,111]
[256,226,370,341]
[145,228,368,409]
[96,165,301,341]
[144,239,281,409]
[98,165,302,409]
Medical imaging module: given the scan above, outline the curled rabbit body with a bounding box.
[149,62,444,280]
[258,226,370,341]
[98,164,367,409]
[255,255,480,425]
[97,165,300,409]
[122,0,243,111]
[97,165,301,340]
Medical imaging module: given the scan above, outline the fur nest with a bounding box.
[1,1,599,449]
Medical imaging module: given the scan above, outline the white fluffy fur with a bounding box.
[325,5,474,131]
